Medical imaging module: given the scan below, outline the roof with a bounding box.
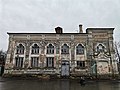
[7,27,114,35]
[7,32,88,35]
[86,28,114,30]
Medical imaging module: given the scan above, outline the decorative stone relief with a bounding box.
[56,35,59,39]
[26,35,30,40]
[71,35,74,40]
[42,35,45,39]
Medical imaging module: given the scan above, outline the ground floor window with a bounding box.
[46,57,54,68]
[77,61,85,68]
[31,57,39,67]
[15,57,24,68]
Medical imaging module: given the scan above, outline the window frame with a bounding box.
[16,44,25,54]
[31,44,39,54]
[61,44,69,54]
[15,57,24,68]
[46,44,54,54]
[76,44,84,55]
[46,57,54,68]
[96,44,105,52]
[76,61,85,69]
[31,57,39,68]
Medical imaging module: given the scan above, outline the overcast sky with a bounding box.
[0,0,120,51]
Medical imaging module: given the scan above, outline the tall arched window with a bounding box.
[16,44,25,54]
[97,44,105,52]
[61,44,69,54]
[76,44,84,55]
[31,44,39,54]
[47,44,54,54]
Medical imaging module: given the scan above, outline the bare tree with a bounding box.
[0,50,7,75]
[0,50,7,65]
[114,41,120,63]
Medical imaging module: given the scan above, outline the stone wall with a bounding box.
[4,27,118,78]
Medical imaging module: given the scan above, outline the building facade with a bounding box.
[4,25,118,77]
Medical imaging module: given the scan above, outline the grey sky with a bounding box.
[0,0,120,51]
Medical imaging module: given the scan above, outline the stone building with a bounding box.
[4,25,118,77]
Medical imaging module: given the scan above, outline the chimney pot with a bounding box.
[79,24,83,33]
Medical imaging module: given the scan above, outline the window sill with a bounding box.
[16,53,24,55]
[31,53,39,54]
[46,53,54,54]
[61,53,69,54]
[75,67,86,69]
[13,67,24,70]
[44,67,56,69]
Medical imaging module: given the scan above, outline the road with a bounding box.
[0,77,120,90]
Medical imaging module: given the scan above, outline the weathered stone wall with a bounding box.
[4,28,119,77]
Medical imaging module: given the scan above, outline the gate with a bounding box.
[61,60,70,76]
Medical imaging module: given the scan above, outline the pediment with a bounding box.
[97,52,109,59]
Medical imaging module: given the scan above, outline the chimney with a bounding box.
[55,27,63,34]
[79,24,83,33]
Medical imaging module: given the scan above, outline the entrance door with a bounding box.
[61,60,70,76]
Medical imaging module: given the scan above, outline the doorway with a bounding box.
[61,60,70,76]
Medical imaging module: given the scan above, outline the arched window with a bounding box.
[97,44,105,52]
[47,44,54,54]
[61,44,69,54]
[31,44,39,54]
[16,44,25,54]
[76,44,84,55]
